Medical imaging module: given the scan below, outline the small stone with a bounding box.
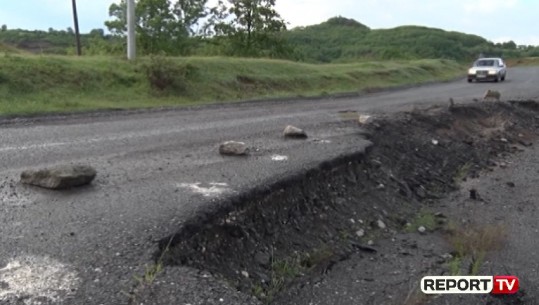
[367,240,374,246]
[506,182,516,188]
[431,139,439,145]
[440,253,453,260]
[20,164,97,190]
[349,218,356,224]
[241,271,249,278]
[418,226,426,234]
[355,229,365,237]
[376,183,385,189]
[377,220,386,229]
[499,162,508,168]
[219,141,248,156]
[283,125,308,138]
[500,138,508,143]
[434,212,446,218]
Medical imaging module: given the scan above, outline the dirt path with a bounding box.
[278,140,539,305]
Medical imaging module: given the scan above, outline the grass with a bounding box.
[453,162,472,184]
[253,246,335,303]
[405,209,439,233]
[0,53,464,115]
[506,57,539,67]
[445,223,507,275]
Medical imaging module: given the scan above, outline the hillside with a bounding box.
[0,28,123,55]
[284,16,533,62]
[1,17,538,61]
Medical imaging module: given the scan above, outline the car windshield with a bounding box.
[475,60,496,67]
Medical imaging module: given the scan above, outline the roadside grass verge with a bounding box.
[0,54,463,115]
[506,57,539,67]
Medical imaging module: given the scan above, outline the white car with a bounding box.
[467,58,507,83]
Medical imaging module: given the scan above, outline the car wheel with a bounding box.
[494,76,499,82]
[467,78,473,83]
[501,75,506,81]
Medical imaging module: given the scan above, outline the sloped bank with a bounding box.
[158,101,539,303]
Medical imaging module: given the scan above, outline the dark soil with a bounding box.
[158,101,539,304]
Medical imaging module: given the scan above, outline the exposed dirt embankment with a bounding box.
[158,100,539,303]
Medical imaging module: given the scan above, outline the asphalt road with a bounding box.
[1,67,539,304]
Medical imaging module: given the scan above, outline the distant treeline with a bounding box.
[1,10,538,63]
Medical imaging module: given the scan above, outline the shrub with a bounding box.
[143,55,195,94]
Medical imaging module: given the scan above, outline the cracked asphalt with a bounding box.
[1,67,539,304]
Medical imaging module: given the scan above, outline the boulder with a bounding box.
[219,141,248,156]
[283,125,307,139]
[21,165,97,189]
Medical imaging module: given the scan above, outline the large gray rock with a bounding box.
[283,125,307,139]
[21,165,97,189]
[219,141,248,156]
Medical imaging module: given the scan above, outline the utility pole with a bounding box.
[71,0,82,56]
[127,0,136,60]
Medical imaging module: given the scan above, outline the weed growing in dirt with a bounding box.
[125,236,174,304]
[453,162,472,184]
[405,209,439,233]
[256,246,336,303]
[264,254,304,302]
[448,256,462,275]
[445,223,507,275]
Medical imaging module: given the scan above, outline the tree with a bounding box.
[105,0,208,55]
[1,24,7,32]
[209,0,287,57]
[89,28,105,38]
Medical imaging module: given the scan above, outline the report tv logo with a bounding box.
[421,276,519,294]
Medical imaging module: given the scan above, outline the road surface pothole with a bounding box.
[0,255,80,305]
[158,101,539,304]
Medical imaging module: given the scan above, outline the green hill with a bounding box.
[2,16,537,61]
[284,16,526,62]
[0,28,122,55]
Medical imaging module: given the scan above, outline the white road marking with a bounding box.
[0,255,80,304]
[271,155,288,161]
[313,139,332,144]
[178,182,231,197]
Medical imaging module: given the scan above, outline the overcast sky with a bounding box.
[1,0,538,45]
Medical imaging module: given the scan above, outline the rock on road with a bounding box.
[1,67,539,304]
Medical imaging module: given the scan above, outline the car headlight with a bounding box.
[488,70,497,74]
[468,69,475,74]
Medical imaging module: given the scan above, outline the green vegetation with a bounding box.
[2,9,537,115]
[254,246,334,303]
[0,54,463,115]
[406,209,439,233]
[445,223,506,276]
[453,162,472,184]
[283,16,539,63]
[2,15,538,61]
